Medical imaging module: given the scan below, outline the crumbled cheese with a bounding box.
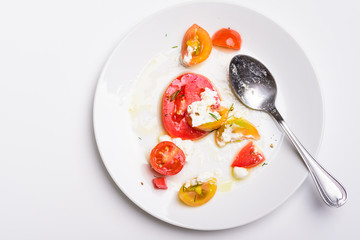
[191,178,197,186]
[233,167,249,179]
[187,88,220,127]
[183,45,193,64]
[217,123,254,147]
[158,135,193,161]
[184,172,214,188]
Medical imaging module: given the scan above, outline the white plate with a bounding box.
[93,1,323,230]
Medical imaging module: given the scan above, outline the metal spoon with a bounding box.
[229,54,347,207]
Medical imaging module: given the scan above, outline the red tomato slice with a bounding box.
[162,73,220,140]
[152,177,168,189]
[150,141,185,175]
[212,28,242,50]
[231,141,265,168]
[181,24,212,66]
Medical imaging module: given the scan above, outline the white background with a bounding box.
[0,0,359,239]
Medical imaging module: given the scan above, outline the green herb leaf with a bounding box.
[178,94,185,98]
[165,33,167,37]
[138,137,142,140]
[209,112,219,121]
[262,162,268,166]
[170,90,181,102]
[194,195,197,202]
[172,46,178,48]
[229,103,234,112]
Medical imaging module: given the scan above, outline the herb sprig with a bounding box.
[209,112,219,121]
[229,103,234,112]
[170,90,181,102]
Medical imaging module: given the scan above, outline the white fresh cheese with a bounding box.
[187,88,220,127]
[183,45,193,64]
[217,124,242,147]
[233,167,249,179]
[158,135,193,161]
[217,123,254,147]
[184,171,214,188]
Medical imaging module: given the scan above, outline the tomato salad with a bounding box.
[144,24,269,207]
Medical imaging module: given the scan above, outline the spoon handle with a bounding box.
[269,107,347,207]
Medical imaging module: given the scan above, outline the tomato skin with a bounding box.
[181,24,212,66]
[150,141,185,175]
[212,28,242,50]
[179,177,217,207]
[152,177,168,189]
[162,73,220,140]
[232,141,265,168]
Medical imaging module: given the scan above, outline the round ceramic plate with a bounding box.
[93,1,323,230]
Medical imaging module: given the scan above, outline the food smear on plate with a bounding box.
[129,24,283,203]
[212,28,242,50]
[181,24,212,66]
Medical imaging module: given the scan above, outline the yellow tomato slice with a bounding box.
[215,117,260,147]
[179,177,217,207]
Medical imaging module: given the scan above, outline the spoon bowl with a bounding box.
[230,55,277,111]
[229,54,347,207]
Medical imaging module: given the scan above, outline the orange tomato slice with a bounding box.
[181,24,212,66]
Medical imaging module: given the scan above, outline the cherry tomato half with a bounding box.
[162,73,220,140]
[179,177,217,207]
[212,28,242,50]
[150,141,185,175]
[181,24,212,66]
[231,141,265,168]
[152,177,168,189]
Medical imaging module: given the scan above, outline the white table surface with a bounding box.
[1,0,359,239]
